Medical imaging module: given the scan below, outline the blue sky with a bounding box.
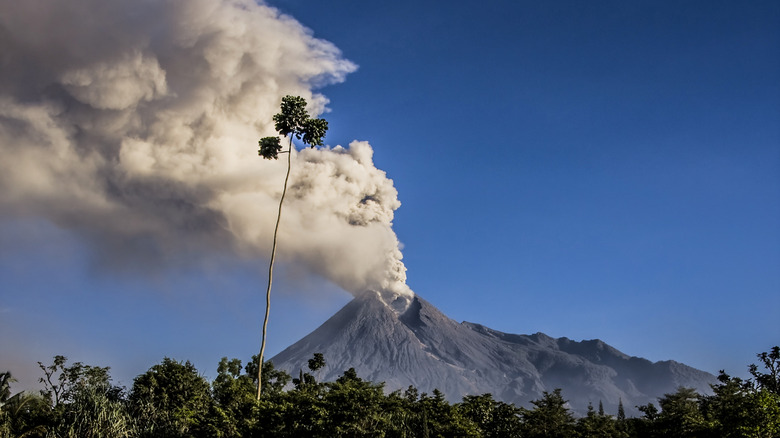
[1,0,778,392]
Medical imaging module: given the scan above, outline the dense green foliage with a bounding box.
[1,347,778,437]
[257,95,328,160]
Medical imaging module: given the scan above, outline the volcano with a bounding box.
[270,292,715,416]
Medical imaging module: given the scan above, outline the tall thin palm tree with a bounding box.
[256,96,327,399]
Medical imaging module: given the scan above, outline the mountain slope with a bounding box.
[270,292,715,416]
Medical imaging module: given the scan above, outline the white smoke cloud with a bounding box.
[0,0,413,306]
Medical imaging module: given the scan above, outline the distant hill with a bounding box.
[271,292,715,416]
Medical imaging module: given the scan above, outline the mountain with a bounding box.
[270,292,715,416]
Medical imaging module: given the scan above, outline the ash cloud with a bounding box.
[0,0,413,304]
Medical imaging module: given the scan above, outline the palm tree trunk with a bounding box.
[257,134,293,399]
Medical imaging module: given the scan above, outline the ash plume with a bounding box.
[0,0,413,305]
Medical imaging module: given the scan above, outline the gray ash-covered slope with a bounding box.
[270,292,715,416]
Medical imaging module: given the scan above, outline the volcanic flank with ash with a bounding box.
[272,292,716,417]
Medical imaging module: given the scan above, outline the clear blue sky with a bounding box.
[1,0,778,392]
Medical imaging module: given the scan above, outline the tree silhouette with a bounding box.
[256,95,328,399]
[749,346,780,395]
[521,389,576,438]
[0,371,14,404]
[129,357,211,437]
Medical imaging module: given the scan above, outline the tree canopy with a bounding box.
[257,95,328,160]
[2,347,779,437]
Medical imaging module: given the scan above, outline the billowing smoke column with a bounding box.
[0,0,413,307]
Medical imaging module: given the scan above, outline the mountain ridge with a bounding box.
[271,292,715,416]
